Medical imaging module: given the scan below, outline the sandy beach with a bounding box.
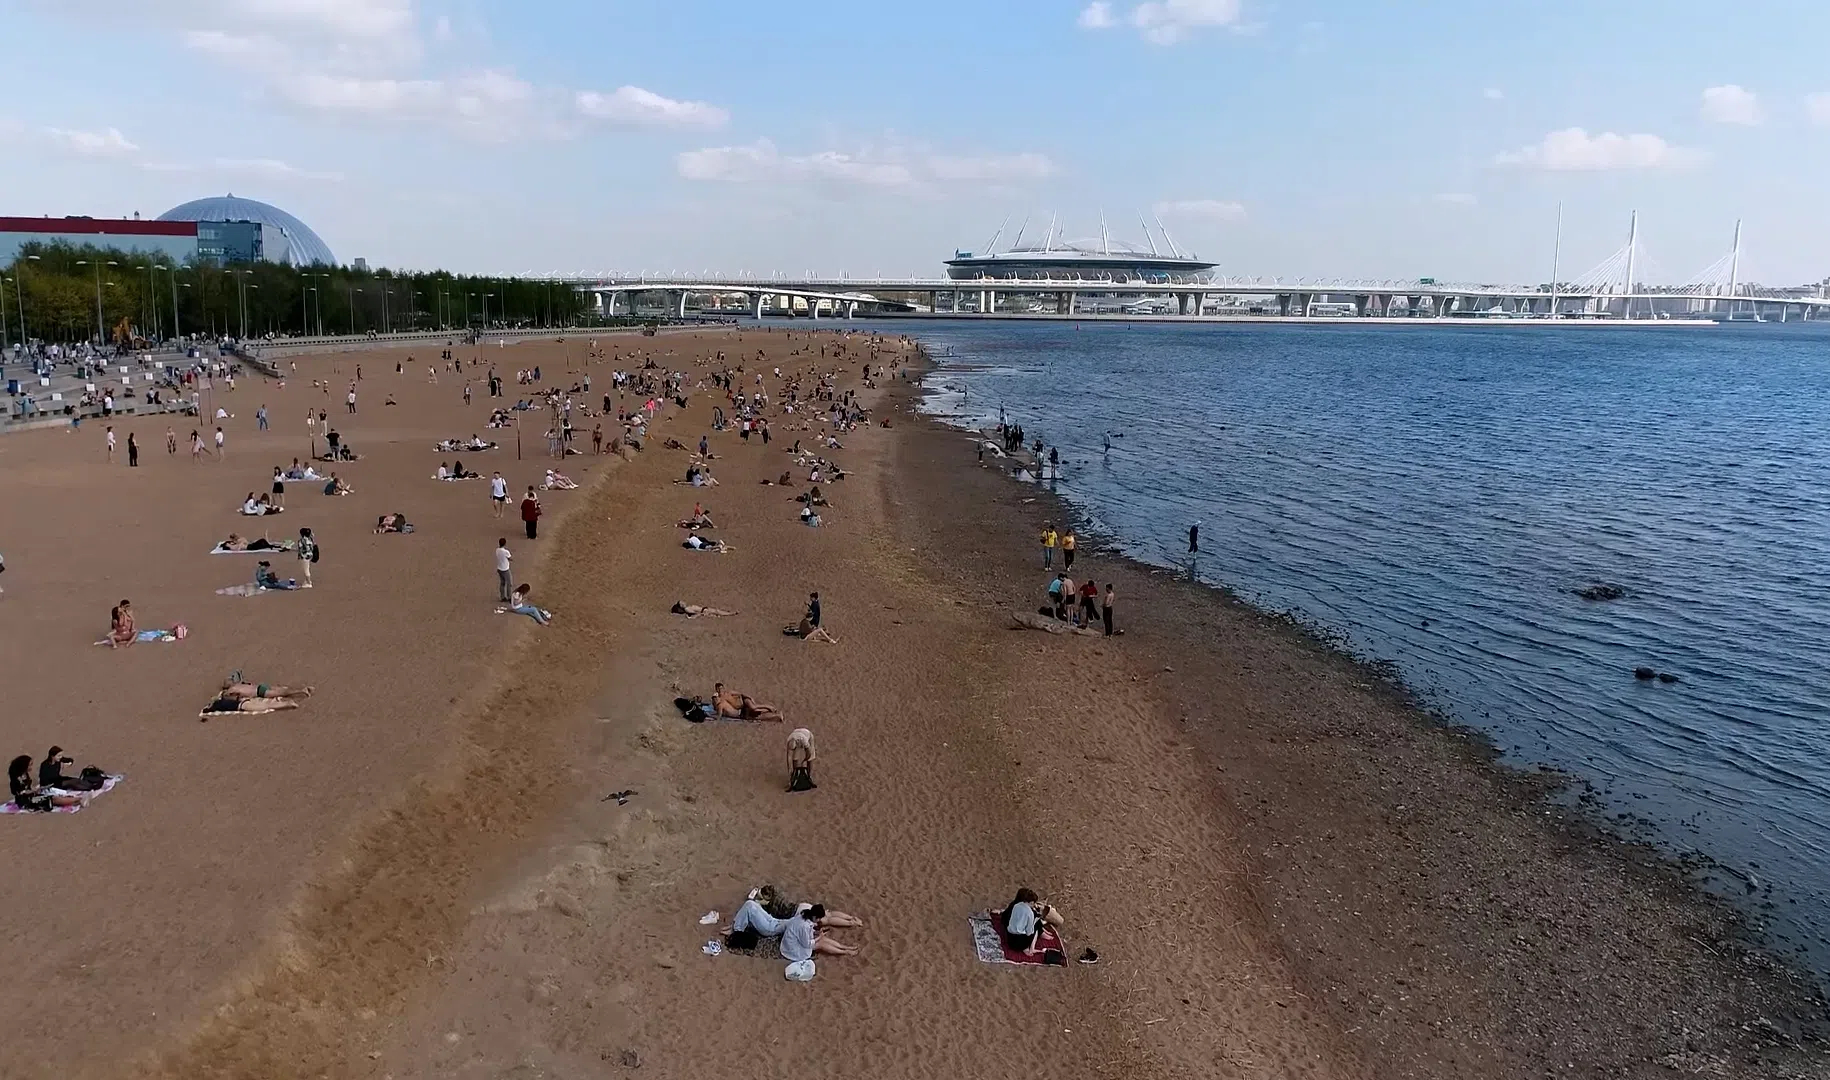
[2,327,1825,1080]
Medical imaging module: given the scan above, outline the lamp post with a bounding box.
[15,253,37,343]
[134,264,158,341]
[154,265,182,342]
[346,282,356,335]
[247,284,261,337]
[74,260,119,346]
[227,268,253,340]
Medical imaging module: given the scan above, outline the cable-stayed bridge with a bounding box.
[538,215,1828,323]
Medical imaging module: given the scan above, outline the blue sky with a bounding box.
[2,0,1827,284]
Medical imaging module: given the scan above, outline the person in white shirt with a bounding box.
[495,539,513,602]
[490,473,509,517]
[1000,888,1065,955]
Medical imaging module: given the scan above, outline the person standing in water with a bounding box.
[1188,522,1199,555]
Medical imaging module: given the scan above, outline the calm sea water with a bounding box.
[905,318,1830,976]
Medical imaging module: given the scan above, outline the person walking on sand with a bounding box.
[521,487,542,540]
[297,527,317,588]
[346,385,357,414]
[105,425,116,463]
[495,538,513,602]
[166,427,177,455]
[191,429,205,462]
[1103,582,1116,636]
[1042,525,1057,569]
[257,404,269,431]
[1062,530,1077,571]
[213,426,225,459]
[127,431,139,468]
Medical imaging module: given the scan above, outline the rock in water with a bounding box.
[1633,667,1657,681]
[1657,672,1681,684]
[1576,582,1627,601]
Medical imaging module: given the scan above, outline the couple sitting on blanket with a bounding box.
[282,462,320,481]
[7,747,109,811]
[374,512,413,534]
[322,473,353,496]
[437,436,495,452]
[543,469,578,490]
[240,493,283,515]
[724,885,861,961]
[435,460,480,481]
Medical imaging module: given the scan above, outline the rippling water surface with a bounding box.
[906,319,1830,976]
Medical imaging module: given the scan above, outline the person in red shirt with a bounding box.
[521,487,542,539]
[1079,580,1099,628]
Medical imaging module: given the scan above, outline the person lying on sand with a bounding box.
[544,469,579,490]
[682,532,729,552]
[240,493,284,516]
[219,677,313,703]
[663,437,688,451]
[999,888,1065,955]
[253,561,302,590]
[672,602,737,617]
[374,513,412,534]
[219,533,288,551]
[724,892,862,949]
[713,682,781,721]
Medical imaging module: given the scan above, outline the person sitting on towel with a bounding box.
[374,513,411,534]
[323,474,353,496]
[725,895,863,949]
[1000,888,1065,955]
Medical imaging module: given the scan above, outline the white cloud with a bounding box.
[1493,128,1703,171]
[1154,198,1246,221]
[678,139,1055,191]
[1077,0,1243,44]
[926,152,1056,182]
[1482,87,1504,101]
[139,157,343,181]
[45,126,139,157]
[1805,93,1830,127]
[1434,192,1477,206]
[1078,2,1116,28]
[575,86,728,130]
[1700,84,1762,125]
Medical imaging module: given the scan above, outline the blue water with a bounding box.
[906,319,1830,976]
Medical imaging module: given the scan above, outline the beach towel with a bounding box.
[210,541,294,554]
[1,775,123,814]
[216,583,271,597]
[969,912,1065,966]
[94,626,187,645]
[276,474,322,483]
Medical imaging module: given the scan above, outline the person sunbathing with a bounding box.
[218,677,313,703]
[724,891,862,944]
[682,532,728,552]
[671,602,737,617]
[544,469,579,490]
[374,512,411,533]
[107,599,136,648]
[219,533,285,552]
[712,682,781,721]
[999,888,1066,955]
[663,437,688,451]
[253,561,301,590]
[503,583,552,624]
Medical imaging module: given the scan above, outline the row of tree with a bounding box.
[2,241,596,345]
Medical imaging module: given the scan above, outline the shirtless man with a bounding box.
[713,682,782,721]
[218,678,312,704]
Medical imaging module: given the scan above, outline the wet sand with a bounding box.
[1,328,1825,1079]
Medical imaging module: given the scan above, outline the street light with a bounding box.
[133,264,158,341]
[74,259,120,345]
[151,265,180,343]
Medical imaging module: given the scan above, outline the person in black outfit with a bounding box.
[127,431,139,467]
[1188,522,1199,554]
[806,592,821,628]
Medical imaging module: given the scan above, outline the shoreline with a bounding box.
[903,352,1830,1067]
[916,345,1830,993]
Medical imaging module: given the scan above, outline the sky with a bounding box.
[2,0,1828,285]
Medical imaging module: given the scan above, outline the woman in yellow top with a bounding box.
[1041,526,1058,569]
[1062,530,1077,571]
